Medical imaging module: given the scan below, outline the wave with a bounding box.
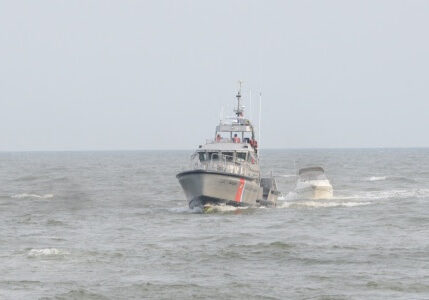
[334,188,429,201]
[278,192,298,201]
[14,175,40,182]
[173,188,429,213]
[278,174,297,178]
[168,206,203,214]
[204,204,250,213]
[279,200,371,208]
[281,187,429,203]
[367,176,387,181]
[11,193,54,199]
[46,219,66,226]
[27,248,69,257]
[54,289,109,300]
[169,203,250,214]
[365,175,417,183]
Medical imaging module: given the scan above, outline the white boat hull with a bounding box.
[295,184,333,199]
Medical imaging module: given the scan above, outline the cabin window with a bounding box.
[236,152,247,161]
[222,152,234,162]
[198,152,206,162]
[243,133,253,144]
[216,132,230,142]
[208,152,219,160]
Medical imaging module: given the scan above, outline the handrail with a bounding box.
[189,153,258,178]
[206,138,252,144]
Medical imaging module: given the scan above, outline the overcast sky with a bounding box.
[1,0,428,151]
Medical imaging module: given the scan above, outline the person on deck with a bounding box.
[233,134,241,143]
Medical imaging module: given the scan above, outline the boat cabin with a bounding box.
[298,167,328,181]
[209,116,258,152]
[196,148,257,165]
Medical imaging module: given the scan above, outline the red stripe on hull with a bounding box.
[234,178,246,202]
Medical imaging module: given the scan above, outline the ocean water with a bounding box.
[0,149,428,299]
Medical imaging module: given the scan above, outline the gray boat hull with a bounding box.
[176,170,260,208]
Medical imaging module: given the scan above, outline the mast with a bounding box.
[259,91,262,149]
[249,89,252,122]
[234,80,243,117]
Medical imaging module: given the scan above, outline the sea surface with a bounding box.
[1,149,428,299]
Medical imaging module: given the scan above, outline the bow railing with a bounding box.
[190,153,258,178]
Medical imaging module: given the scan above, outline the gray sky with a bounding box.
[1,0,428,151]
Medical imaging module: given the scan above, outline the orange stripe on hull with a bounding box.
[235,178,246,202]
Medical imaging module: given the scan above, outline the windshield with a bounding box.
[196,151,253,163]
[221,152,234,162]
[236,152,247,161]
[298,168,327,181]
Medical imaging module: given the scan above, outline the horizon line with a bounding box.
[1,146,428,153]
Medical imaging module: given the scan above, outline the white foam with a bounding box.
[169,206,203,214]
[28,248,69,257]
[354,189,429,200]
[204,203,249,213]
[279,200,371,208]
[280,192,299,201]
[279,184,429,209]
[367,176,387,181]
[315,188,429,202]
[11,193,54,199]
[281,190,335,201]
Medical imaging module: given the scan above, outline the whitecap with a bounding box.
[11,193,54,199]
[204,203,249,213]
[367,176,387,181]
[312,188,429,202]
[355,189,429,200]
[168,206,203,214]
[279,200,371,208]
[27,248,69,257]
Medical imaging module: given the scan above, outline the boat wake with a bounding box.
[169,204,252,214]
[204,204,250,213]
[332,188,429,201]
[278,187,429,209]
[278,192,369,208]
[174,188,429,212]
[278,200,371,208]
[168,206,204,214]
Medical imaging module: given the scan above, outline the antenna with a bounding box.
[249,89,252,122]
[258,91,262,148]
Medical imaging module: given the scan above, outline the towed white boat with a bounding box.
[295,166,333,199]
